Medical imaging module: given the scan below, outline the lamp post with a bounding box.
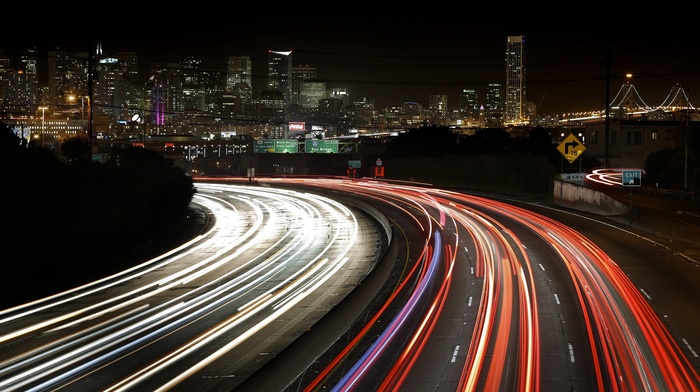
[84,96,91,139]
[68,95,87,135]
[39,106,47,147]
[80,96,85,132]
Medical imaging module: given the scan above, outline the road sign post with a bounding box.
[375,158,384,178]
[621,169,642,223]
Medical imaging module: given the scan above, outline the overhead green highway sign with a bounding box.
[253,139,299,153]
[305,139,338,153]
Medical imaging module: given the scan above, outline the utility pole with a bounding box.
[604,38,611,169]
[684,88,689,191]
[88,44,93,161]
[41,106,46,147]
[87,1,95,162]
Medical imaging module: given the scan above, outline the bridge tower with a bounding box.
[657,85,694,111]
[610,82,653,113]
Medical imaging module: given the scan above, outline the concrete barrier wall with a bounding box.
[553,179,629,216]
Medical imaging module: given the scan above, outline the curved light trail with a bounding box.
[0,183,383,391]
[1,177,697,392]
[254,178,699,392]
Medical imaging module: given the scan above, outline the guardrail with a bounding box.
[633,186,695,201]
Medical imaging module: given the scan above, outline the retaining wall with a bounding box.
[553,179,629,216]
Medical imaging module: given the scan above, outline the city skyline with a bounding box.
[4,14,699,114]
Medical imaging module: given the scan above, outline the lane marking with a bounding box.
[639,288,652,300]
[451,345,461,363]
[568,343,575,363]
[682,338,699,357]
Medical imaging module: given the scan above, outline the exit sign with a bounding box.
[621,169,641,187]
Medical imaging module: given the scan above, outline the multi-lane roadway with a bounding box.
[0,178,698,391]
[0,183,386,391]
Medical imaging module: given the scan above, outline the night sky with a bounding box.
[5,11,699,114]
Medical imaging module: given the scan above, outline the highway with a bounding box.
[242,178,700,391]
[0,178,698,391]
[0,183,386,391]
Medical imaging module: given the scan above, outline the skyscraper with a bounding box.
[227,55,252,90]
[48,50,88,111]
[485,83,503,126]
[460,88,479,123]
[428,94,448,119]
[292,64,317,106]
[224,55,252,115]
[505,35,526,125]
[267,50,292,107]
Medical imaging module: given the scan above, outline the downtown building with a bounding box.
[505,35,526,125]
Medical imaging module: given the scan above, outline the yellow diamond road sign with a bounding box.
[557,133,586,163]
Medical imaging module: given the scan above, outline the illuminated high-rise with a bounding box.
[460,88,479,122]
[505,35,526,124]
[485,82,503,126]
[224,55,252,115]
[267,50,292,107]
[429,94,448,119]
[182,56,206,113]
[292,64,316,106]
[227,55,252,90]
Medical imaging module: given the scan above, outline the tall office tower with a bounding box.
[181,56,206,113]
[48,50,89,111]
[346,96,375,125]
[1,49,39,112]
[299,81,326,109]
[485,82,503,126]
[146,63,183,128]
[201,69,225,116]
[19,49,40,113]
[223,55,252,116]
[0,52,11,108]
[460,88,479,122]
[92,55,133,121]
[267,50,292,106]
[429,94,448,119]
[113,52,141,117]
[505,35,526,124]
[292,65,317,106]
[226,55,252,91]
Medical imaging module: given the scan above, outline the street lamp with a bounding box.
[68,95,87,135]
[39,106,47,147]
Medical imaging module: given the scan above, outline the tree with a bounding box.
[0,123,198,308]
[384,125,459,158]
[462,128,512,155]
[645,147,684,189]
[0,122,22,154]
[61,136,91,162]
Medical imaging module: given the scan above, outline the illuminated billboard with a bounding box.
[288,122,305,132]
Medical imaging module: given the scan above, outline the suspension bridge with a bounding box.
[610,82,695,114]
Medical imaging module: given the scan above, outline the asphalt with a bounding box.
[576,188,700,263]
